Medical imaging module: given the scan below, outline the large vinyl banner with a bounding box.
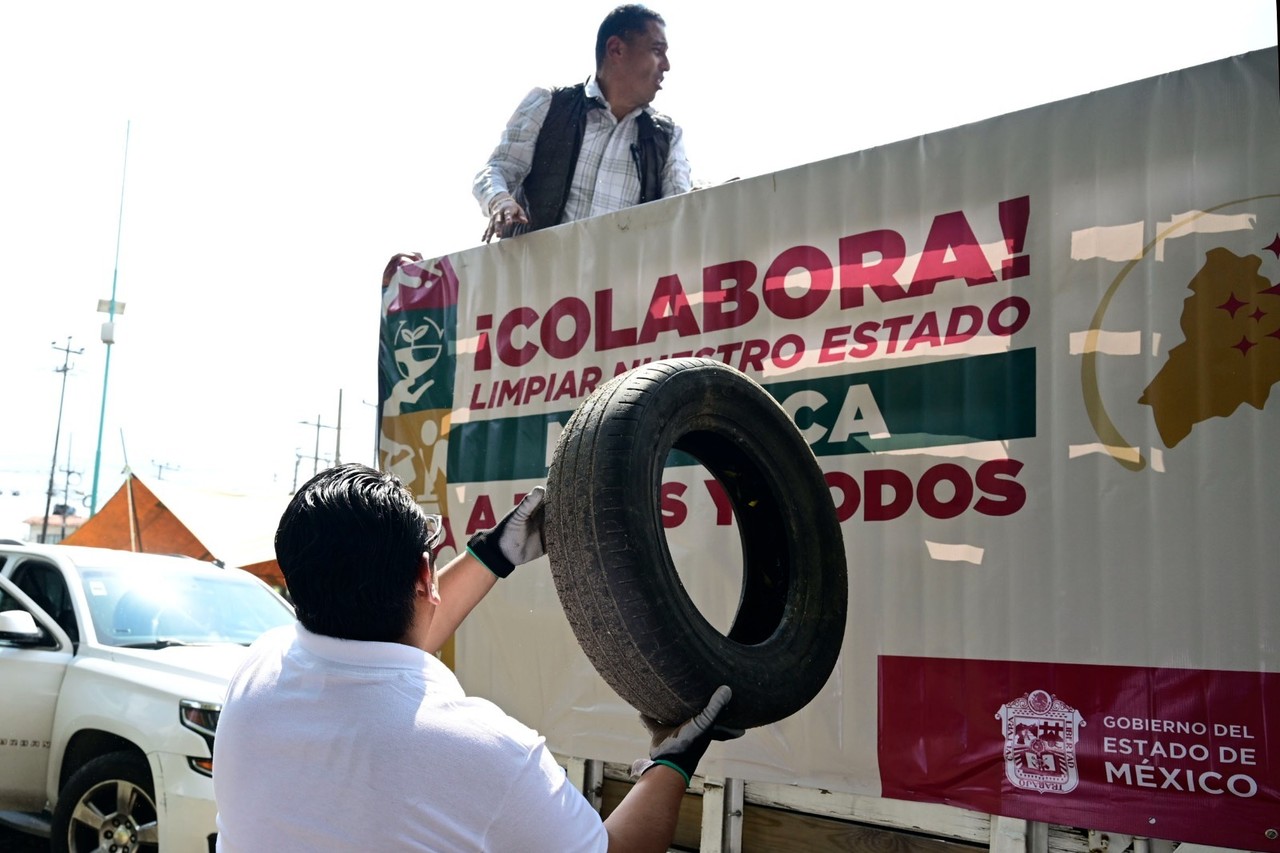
[379,50,1280,850]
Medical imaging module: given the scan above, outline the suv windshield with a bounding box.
[79,565,294,648]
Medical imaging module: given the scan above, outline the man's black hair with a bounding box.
[275,463,429,642]
[595,4,665,70]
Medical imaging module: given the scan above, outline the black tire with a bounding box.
[52,751,158,853]
[545,358,847,730]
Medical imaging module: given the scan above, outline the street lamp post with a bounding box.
[90,120,131,516]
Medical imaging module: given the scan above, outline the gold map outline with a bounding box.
[1081,194,1280,471]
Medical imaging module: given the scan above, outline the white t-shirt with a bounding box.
[214,624,608,852]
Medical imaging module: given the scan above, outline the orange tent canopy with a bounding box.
[64,473,292,589]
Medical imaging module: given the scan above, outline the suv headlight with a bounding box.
[179,699,221,776]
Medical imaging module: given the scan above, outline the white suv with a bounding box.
[0,542,294,852]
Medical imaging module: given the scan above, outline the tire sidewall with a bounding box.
[51,751,155,853]
[547,358,847,728]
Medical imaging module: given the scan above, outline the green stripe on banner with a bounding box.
[448,349,1036,483]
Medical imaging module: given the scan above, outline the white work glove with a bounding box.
[466,486,545,578]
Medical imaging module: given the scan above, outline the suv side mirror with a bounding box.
[0,609,44,644]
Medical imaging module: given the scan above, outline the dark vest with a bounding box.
[517,83,673,234]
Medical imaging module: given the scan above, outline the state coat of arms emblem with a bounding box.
[995,689,1085,793]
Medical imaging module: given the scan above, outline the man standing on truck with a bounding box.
[473,4,691,242]
[213,463,739,852]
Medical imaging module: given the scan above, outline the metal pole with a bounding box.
[43,338,83,543]
[313,413,321,476]
[335,389,343,465]
[300,412,336,475]
[90,120,131,515]
[61,435,75,541]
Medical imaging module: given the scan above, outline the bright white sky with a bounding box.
[1,0,1276,523]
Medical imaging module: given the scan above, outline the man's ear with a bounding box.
[418,553,441,605]
[606,34,626,60]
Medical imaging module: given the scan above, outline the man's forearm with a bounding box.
[473,167,512,215]
[602,764,687,853]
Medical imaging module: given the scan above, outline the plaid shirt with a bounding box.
[474,77,691,224]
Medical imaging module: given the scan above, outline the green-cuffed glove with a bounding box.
[635,685,745,785]
[467,487,546,578]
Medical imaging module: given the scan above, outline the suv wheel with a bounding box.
[51,752,158,853]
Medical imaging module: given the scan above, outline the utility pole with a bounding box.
[293,446,332,489]
[151,460,180,480]
[334,389,343,465]
[43,337,83,543]
[60,437,82,541]
[300,412,338,477]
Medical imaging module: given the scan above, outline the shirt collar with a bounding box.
[585,75,651,119]
[294,622,440,671]
[585,76,607,106]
